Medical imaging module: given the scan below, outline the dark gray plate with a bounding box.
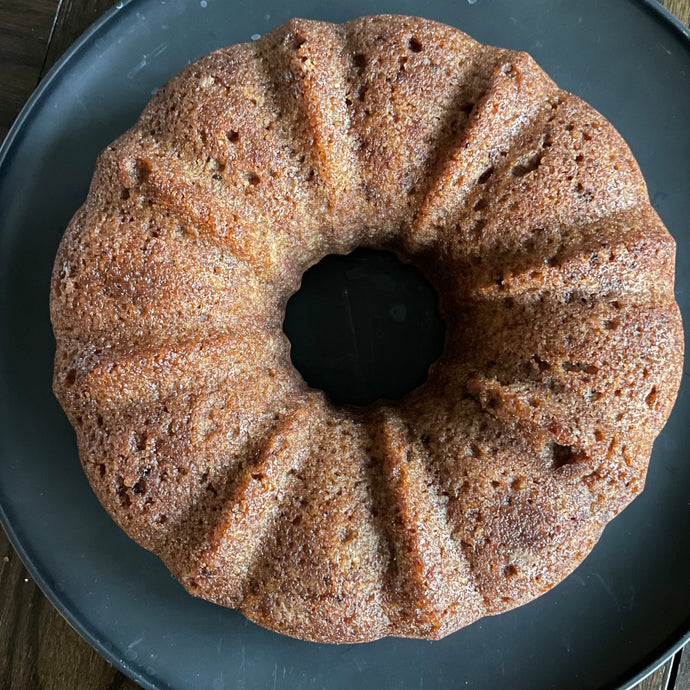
[0,1,688,688]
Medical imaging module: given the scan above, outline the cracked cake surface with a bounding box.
[50,15,684,643]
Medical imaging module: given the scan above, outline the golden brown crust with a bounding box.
[50,15,684,643]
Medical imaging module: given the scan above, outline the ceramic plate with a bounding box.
[0,1,688,688]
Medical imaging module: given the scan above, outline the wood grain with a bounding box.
[0,1,688,689]
[0,529,140,690]
[41,0,120,76]
[0,0,60,140]
[662,0,690,24]
[0,1,140,686]
[639,663,673,690]
[673,645,690,690]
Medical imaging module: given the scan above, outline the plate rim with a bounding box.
[0,3,160,686]
[0,1,688,689]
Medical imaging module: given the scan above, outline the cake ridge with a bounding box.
[412,51,558,245]
[456,93,648,249]
[373,408,485,638]
[260,19,367,226]
[235,404,394,643]
[335,16,495,236]
[465,204,677,304]
[183,399,321,606]
[401,45,512,249]
[66,330,289,408]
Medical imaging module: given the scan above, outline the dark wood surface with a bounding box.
[1,1,689,688]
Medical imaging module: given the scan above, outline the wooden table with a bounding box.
[1,0,689,687]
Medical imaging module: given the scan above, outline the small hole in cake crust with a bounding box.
[550,442,586,469]
[603,319,619,330]
[477,166,494,184]
[286,34,306,50]
[116,482,131,508]
[486,394,500,410]
[133,433,147,452]
[511,476,526,490]
[243,171,260,186]
[226,130,239,143]
[352,53,366,74]
[511,152,542,177]
[132,478,147,495]
[64,368,76,386]
[562,361,598,375]
[133,158,151,184]
[532,356,550,372]
[503,564,518,579]
[469,442,483,458]
[408,37,423,52]
[646,386,658,409]
[121,188,130,200]
[473,197,488,211]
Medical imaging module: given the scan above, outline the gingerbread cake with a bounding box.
[50,15,684,642]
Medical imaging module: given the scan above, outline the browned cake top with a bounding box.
[50,15,683,643]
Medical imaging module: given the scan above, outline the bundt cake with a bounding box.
[50,15,684,643]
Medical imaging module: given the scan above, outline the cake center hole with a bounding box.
[283,249,445,406]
